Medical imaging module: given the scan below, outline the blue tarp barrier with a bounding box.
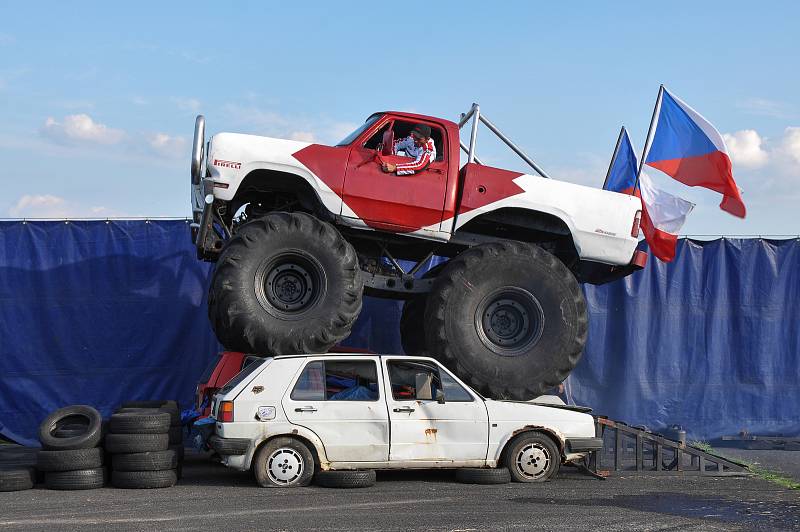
[0,220,797,444]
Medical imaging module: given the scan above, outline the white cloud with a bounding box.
[737,98,795,119]
[289,131,316,142]
[7,195,120,218]
[220,103,360,145]
[776,126,800,166]
[146,133,188,159]
[174,97,201,113]
[41,114,125,145]
[723,130,769,168]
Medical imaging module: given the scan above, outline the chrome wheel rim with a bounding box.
[515,443,550,479]
[267,448,304,485]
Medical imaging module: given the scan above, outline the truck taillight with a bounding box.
[218,401,234,422]
[631,210,642,237]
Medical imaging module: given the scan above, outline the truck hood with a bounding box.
[484,399,596,439]
[209,132,312,168]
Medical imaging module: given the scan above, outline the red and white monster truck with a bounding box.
[189,104,646,399]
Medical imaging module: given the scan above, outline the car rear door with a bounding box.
[282,357,389,462]
[383,357,489,463]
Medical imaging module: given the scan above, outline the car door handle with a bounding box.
[294,406,317,413]
[393,406,415,413]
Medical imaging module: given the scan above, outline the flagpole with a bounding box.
[634,84,665,192]
[602,126,626,190]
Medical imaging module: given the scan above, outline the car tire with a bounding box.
[454,467,511,485]
[44,467,106,490]
[168,426,183,445]
[109,412,171,434]
[37,447,104,472]
[116,406,180,426]
[105,433,169,454]
[208,212,363,355]
[111,449,178,472]
[504,432,561,482]
[252,437,315,488]
[111,469,177,489]
[315,469,376,489]
[38,405,103,451]
[424,241,587,400]
[0,467,36,492]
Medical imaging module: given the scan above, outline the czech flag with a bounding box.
[644,87,746,218]
[603,127,639,195]
[605,127,694,262]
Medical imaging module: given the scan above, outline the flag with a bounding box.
[644,87,746,218]
[638,172,695,262]
[604,126,695,262]
[603,127,639,195]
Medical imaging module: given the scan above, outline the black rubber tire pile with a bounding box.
[36,405,107,490]
[106,400,183,489]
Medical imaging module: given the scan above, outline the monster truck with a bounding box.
[189,104,647,400]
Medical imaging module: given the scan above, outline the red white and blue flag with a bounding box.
[603,127,639,195]
[644,87,746,218]
[605,126,694,262]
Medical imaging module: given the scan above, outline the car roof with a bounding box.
[377,111,458,130]
[271,353,434,361]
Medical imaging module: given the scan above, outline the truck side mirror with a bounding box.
[435,389,446,404]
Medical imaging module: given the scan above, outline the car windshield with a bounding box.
[335,114,381,146]
[220,357,268,394]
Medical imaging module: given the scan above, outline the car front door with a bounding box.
[341,118,449,232]
[283,357,389,462]
[383,358,489,463]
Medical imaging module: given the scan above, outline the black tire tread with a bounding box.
[37,447,103,472]
[315,469,376,488]
[111,469,177,489]
[105,433,169,454]
[38,405,103,451]
[112,450,178,472]
[0,467,35,492]
[208,212,363,354]
[455,467,512,485]
[425,241,587,399]
[44,467,106,490]
[109,412,171,434]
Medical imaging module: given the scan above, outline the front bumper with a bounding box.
[565,437,604,453]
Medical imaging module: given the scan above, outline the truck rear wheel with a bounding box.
[424,242,587,399]
[208,212,363,354]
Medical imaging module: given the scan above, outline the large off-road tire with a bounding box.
[209,212,363,354]
[424,242,587,400]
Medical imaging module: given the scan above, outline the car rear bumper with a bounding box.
[565,437,604,453]
[209,434,250,456]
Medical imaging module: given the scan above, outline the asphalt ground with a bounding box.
[1,450,799,531]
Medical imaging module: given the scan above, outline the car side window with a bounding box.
[439,369,474,402]
[388,361,473,402]
[290,361,325,401]
[325,360,379,401]
[291,360,380,401]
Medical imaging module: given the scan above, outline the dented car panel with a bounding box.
[212,353,597,473]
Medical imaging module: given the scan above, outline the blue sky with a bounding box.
[1,1,798,236]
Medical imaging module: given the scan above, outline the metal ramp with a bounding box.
[587,417,750,477]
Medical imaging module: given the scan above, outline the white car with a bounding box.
[209,353,602,487]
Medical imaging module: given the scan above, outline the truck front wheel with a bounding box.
[424,242,587,400]
[208,212,363,354]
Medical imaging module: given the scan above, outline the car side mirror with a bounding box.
[436,389,446,404]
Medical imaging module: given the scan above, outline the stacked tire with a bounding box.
[37,405,106,490]
[106,401,182,489]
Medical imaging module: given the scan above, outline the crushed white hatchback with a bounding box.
[209,353,602,487]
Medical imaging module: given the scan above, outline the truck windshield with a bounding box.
[335,114,381,146]
[220,357,268,394]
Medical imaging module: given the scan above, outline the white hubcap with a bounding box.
[516,443,550,479]
[267,448,304,485]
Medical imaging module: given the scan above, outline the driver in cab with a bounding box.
[381,124,436,175]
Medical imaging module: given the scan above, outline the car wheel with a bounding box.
[252,437,314,488]
[505,432,560,482]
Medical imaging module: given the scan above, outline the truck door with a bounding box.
[383,358,489,463]
[342,119,449,233]
[283,357,389,462]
